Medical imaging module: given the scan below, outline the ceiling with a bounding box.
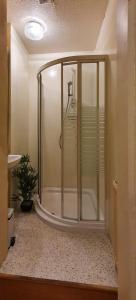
[7,0,108,54]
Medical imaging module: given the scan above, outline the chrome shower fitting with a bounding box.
[68,81,73,97]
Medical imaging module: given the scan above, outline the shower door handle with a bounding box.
[59,133,62,149]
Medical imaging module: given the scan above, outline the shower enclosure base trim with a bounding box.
[35,195,105,231]
[41,187,104,221]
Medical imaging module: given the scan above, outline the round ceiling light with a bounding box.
[24,20,47,40]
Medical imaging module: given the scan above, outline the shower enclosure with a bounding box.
[36,55,106,229]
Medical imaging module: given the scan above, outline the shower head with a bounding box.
[68,81,73,97]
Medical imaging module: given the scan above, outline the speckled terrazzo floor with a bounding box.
[0,212,117,287]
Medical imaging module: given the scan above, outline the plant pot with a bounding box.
[20,200,33,212]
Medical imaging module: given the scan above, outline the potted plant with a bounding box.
[12,154,38,212]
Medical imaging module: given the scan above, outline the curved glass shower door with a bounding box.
[38,56,106,224]
[81,63,98,220]
[62,64,78,219]
[39,64,62,217]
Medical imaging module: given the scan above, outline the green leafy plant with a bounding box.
[12,154,38,202]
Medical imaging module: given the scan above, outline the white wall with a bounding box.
[10,26,29,155]
[95,0,117,246]
[116,1,136,299]
[96,0,136,299]
[96,0,117,52]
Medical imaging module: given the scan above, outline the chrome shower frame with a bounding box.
[37,55,107,225]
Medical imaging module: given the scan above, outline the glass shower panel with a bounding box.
[41,65,61,217]
[99,62,105,221]
[62,64,78,219]
[81,63,98,220]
